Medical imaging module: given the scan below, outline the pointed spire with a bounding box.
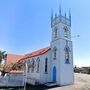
[65,12,66,19]
[59,4,61,22]
[59,4,61,15]
[69,9,71,26]
[51,10,53,28]
[55,13,57,24]
[51,10,53,21]
[65,12,66,24]
[55,13,57,19]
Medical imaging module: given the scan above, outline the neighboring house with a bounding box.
[0,54,23,76]
[19,7,74,86]
[4,54,23,65]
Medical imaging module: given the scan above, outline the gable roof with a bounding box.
[6,54,23,64]
[20,47,51,61]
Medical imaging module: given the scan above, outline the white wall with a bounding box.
[23,55,42,84]
[23,51,52,85]
[40,50,52,84]
[51,15,74,86]
[59,39,74,85]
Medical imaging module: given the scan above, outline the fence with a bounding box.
[0,73,25,87]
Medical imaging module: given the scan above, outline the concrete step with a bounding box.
[45,82,57,87]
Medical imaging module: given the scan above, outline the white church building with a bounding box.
[19,7,74,86]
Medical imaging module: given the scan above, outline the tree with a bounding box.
[74,65,77,73]
[12,61,23,70]
[0,62,24,76]
[0,63,13,76]
[12,61,33,71]
[0,58,33,76]
[0,50,6,63]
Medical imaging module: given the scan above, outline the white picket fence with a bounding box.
[0,73,25,87]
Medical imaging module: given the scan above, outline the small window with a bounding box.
[53,47,57,60]
[36,57,40,73]
[45,58,48,73]
[64,27,68,38]
[31,59,35,73]
[54,27,58,38]
[64,45,70,64]
[27,59,30,72]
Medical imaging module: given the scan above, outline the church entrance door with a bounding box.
[53,66,56,82]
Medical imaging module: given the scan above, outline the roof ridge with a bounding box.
[25,46,50,55]
[19,46,51,61]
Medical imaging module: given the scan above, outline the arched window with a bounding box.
[36,57,40,73]
[27,59,30,72]
[64,45,70,64]
[31,59,35,72]
[45,58,48,73]
[53,47,57,60]
[64,26,68,38]
[54,27,58,38]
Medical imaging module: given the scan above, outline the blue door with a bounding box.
[53,66,56,82]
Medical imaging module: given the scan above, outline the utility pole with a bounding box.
[24,61,28,90]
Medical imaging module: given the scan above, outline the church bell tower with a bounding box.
[50,6,74,86]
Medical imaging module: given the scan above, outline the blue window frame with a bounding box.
[64,45,70,64]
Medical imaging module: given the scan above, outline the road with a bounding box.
[48,73,90,90]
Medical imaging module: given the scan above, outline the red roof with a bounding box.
[20,47,51,61]
[6,54,23,64]
[9,70,24,74]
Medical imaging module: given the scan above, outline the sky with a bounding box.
[0,0,90,67]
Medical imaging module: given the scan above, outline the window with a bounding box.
[31,59,35,72]
[54,27,58,38]
[36,57,40,73]
[64,45,70,64]
[64,26,68,38]
[27,59,30,72]
[45,58,48,73]
[53,47,57,60]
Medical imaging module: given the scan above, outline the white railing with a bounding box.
[0,74,25,87]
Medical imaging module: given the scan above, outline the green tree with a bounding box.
[0,50,6,63]
[74,65,77,73]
